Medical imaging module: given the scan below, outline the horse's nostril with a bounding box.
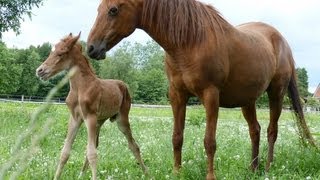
[88,45,95,54]
[37,68,43,74]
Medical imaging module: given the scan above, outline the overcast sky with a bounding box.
[2,0,320,92]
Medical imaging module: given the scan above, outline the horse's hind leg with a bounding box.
[54,115,82,180]
[266,81,286,171]
[116,110,147,173]
[84,114,99,180]
[241,103,261,171]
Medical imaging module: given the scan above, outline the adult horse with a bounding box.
[86,0,316,179]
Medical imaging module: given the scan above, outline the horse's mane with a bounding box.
[142,0,228,47]
[60,35,96,75]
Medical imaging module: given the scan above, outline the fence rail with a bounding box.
[0,94,319,112]
[0,94,65,103]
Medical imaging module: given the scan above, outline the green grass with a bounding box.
[0,102,319,179]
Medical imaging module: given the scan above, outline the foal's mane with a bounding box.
[60,35,96,75]
[142,0,228,47]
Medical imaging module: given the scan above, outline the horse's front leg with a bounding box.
[201,87,219,180]
[169,86,188,173]
[84,114,98,180]
[79,120,104,178]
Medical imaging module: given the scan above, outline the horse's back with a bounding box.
[236,22,293,69]
[237,22,293,85]
[218,22,294,107]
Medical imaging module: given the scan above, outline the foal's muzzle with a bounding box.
[36,66,50,80]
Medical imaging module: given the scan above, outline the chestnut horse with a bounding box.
[36,33,147,180]
[86,0,316,179]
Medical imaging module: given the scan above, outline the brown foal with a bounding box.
[36,33,147,180]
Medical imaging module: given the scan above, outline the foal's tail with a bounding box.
[120,81,132,113]
[288,72,318,148]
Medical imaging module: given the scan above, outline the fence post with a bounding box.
[22,95,24,102]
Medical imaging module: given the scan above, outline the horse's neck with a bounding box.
[69,54,96,92]
[138,1,236,53]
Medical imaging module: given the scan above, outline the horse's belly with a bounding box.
[219,82,268,108]
[219,94,256,108]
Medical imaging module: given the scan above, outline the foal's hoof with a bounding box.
[250,164,259,172]
[206,173,216,180]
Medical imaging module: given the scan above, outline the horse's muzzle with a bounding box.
[87,42,106,60]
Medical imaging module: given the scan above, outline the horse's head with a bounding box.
[87,0,141,60]
[36,32,81,80]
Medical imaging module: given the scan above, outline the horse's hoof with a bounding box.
[206,173,216,180]
[173,166,180,175]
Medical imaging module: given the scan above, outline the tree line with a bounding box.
[0,39,319,107]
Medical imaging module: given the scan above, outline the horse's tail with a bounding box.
[287,71,318,148]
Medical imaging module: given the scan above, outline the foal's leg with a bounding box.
[169,87,188,173]
[201,87,219,180]
[241,103,261,171]
[54,115,82,180]
[266,85,285,171]
[84,114,98,180]
[116,113,147,173]
[79,120,104,178]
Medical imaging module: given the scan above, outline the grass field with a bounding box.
[0,101,319,179]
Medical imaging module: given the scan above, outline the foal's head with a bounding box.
[87,0,141,59]
[36,33,81,80]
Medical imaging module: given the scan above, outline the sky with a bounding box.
[2,0,320,93]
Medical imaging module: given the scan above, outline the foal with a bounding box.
[36,33,147,179]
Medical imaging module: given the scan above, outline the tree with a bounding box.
[100,42,138,96]
[136,69,168,104]
[133,41,167,103]
[0,42,22,94]
[0,0,44,38]
[296,68,309,97]
[36,42,51,60]
[15,47,42,95]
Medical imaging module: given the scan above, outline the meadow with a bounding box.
[0,101,319,180]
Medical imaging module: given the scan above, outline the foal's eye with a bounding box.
[108,6,119,16]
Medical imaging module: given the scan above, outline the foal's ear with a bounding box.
[67,32,81,50]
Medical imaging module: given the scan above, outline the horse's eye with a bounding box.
[108,6,119,16]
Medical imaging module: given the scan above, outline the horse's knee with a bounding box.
[172,133,183,150]
[129,141,140,152]
[86,148,97,165]
[267,126,278,143]
[60,149,71,164]
[249,123,261,141]
[204,136,216,154]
